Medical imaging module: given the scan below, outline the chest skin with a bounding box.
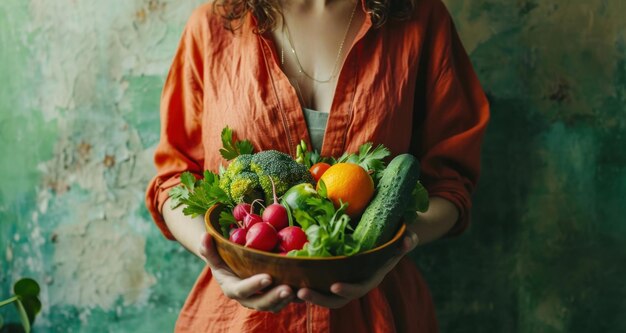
[268,0,366,113]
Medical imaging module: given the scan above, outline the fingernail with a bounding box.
[261,279,271,287]
[411,233,419,245]
[279,290,290,299]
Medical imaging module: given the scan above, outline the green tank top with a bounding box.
[302,108,329,153]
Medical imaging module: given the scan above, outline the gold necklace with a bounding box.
[280,2,358,83]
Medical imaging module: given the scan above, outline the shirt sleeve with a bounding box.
[145,13,206,240]
[413,1,490,236]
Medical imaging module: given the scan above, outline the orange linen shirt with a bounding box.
[146,0,489,331]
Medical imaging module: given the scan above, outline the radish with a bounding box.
[233,203,252,221]
[245,222,278,251]
[262,177,289,231]
[244,213,263,229]
[229,228,247,246]
[277,226,307,252]
[241,199,264,229]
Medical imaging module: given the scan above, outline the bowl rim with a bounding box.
[204,204,406,261]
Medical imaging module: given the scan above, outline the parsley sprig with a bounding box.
[169,170,233,217]
[219,126,254,161]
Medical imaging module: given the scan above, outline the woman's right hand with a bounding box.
[198,233,295,313]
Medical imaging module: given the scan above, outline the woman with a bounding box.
[146,0,489,331]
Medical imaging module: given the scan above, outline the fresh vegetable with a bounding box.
[262,177,289,231]
[309,162,331,182]
[169,170,233,216]
[281,183,335,230]
[352,154,429,251]
[250,150,314,203]
[219,126,255,161]
[295,140,324,169]
[246,222,278,251]
[228,172,263,203]
[277,226,307,252]
[336,143,391,182]
[281,183,320,213]
[220,151,313,204]
[289,201,360,257]
[318,163,375,218]
[233,203,252,221]
[229,228,247,245]
[244,213,263,229]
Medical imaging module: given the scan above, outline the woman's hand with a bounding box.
[296,230,419,309]
[199,233,295,313]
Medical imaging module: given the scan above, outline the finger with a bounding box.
[329,282,371,299]
[198,233,256,290]
[297,288,347,309]
[223,274,273,300]
[268,294,296,313]
[398,230,419,254]
[243,285,293,312]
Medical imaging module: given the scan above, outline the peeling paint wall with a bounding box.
[1,0,205,331]
[1,0,624,332]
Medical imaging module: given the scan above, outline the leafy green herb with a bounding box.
[219,126,254,161]
[402,181,430,222]
[289,200,360,257]
[169,171,233,217]
[219,210,237,238]
[337,143,391,182]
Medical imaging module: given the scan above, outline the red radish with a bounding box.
[245,222,278,251]
[277,226,307,252]
[233,203,252,221]
[240,199,264,229]
[229,228,247,245]
[244,213,263,229]
[262,177,289,231]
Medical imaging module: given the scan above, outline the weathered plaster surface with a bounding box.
[1,0,204,331]
[1,0,625,332]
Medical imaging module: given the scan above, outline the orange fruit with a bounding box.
[317,163,375,217]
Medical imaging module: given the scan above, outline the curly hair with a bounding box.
[213,0,416,34]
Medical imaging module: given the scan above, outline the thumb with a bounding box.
[199,233,225,269]
[399,230,419,255]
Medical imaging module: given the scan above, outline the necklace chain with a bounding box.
[281,2,358,83]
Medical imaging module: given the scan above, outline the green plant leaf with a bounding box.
[13,279,39,298]
[15,299,30,333]
[218,211,237,238]
[411,181,430,213]
[180,172,197,191]
[219,126,254,160]
[0,313,4,329]
[317,179,328,198]
[20,296,41,324]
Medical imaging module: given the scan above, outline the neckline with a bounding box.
[256,0,373,157]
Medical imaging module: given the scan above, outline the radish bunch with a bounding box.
[228,178,307,254]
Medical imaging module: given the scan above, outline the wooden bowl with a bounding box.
[204,204,406,292]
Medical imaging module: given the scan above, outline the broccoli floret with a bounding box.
[220,154,254,199]
[250,150,314,203]
[226,154,253,176]
[229,172,263,203]
[218,173,232,199]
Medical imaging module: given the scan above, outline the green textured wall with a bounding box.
[1,0,624,332]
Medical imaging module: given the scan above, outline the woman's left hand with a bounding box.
[296,229,419,309]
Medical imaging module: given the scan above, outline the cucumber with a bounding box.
[353,154,421,250]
